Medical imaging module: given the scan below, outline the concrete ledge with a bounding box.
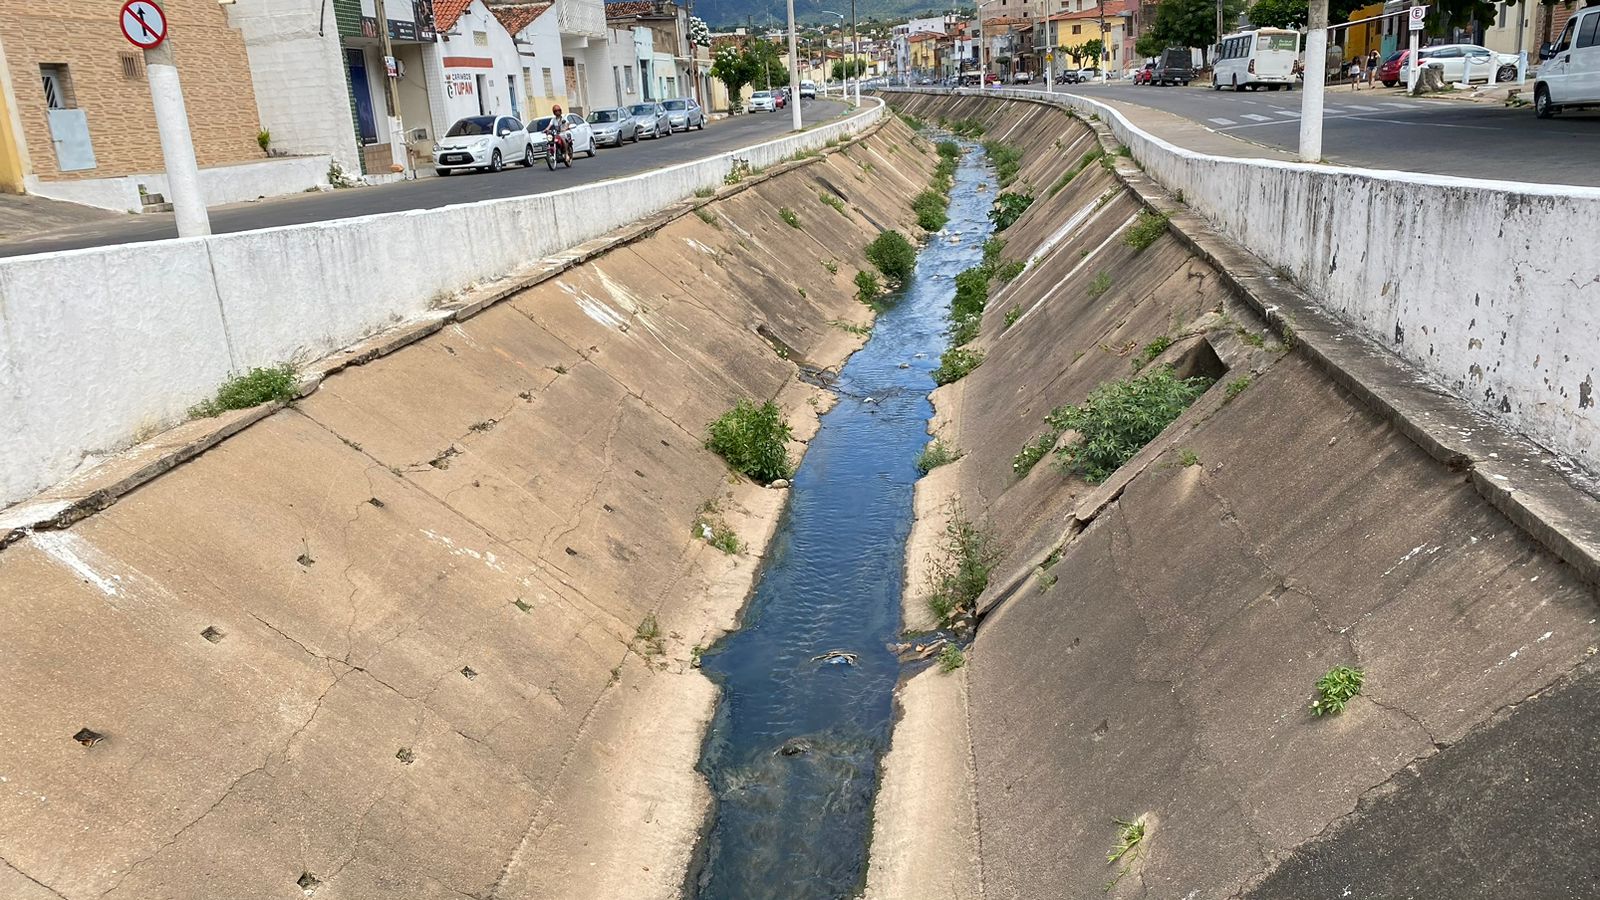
[23,155,333,213]
[0,121,888,543]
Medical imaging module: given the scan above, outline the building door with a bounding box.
[345,49,378,144]
[564,57,579,107]
[508,78,520,120]
[475,74,488,114]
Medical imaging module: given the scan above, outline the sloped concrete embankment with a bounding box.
[873,93,1600,898]
[0,118,936,900]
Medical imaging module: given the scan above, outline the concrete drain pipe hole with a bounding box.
[396,747,416,765]
[201,626,225,643]
[73,728,104,747]
[296,872,322,895]
[461,666,478,680]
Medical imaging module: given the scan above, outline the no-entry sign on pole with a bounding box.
[120,0,168,50]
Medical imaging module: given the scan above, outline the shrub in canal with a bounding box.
[706,399,794,484]
[982,140,1023,188]
[913,189,948,232]
[1123,209,1170,252]
[936,139,961,160]
[189,364,298,418]
[927,507,999,624]
[949,266,990,346]
[932,346,984,385]
[855,270,881,305]
[915,439,963,474]
[990,191,1034,232]
[1044,366,1213,483]
[865,230,917,282]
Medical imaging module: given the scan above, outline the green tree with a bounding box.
[1134,33,1165,59]
[1081,38,1105,68]
[1247,0,1308,28]
[831,58,868,79]
[1150,0,1244,50]
[711,45,755,111]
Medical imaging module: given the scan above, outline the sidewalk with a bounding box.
[0,193,117,242]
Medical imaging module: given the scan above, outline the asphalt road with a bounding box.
[1024,81,1599,186]
[0,98,846,259]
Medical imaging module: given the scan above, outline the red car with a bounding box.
[1133,61,1155,85]
[1378,50,1407,87]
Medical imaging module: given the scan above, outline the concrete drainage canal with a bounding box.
[688,140,993,899]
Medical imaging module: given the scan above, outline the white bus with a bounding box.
[1213,28,1301,91]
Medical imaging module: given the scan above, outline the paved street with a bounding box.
[1025,82,1598,186]
[0,99,846,259]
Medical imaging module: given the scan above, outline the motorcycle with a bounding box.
[545,130,572,170]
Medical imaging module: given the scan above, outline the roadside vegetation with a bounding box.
[1013,367,1213,482]
[865,230,917,282]
[1123,209,1170,252]
[991,191,1034,232]
[189,365,298,419]
[706,399,793,484]
[927,507,999,625]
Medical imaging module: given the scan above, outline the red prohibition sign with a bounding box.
[120,0,168,51]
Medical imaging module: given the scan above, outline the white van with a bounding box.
[1535,5,1600,118]
[1213,28,1301,91]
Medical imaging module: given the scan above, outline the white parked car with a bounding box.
[1012,71,1033,84]
[1402,44,1519,84]
[527,113,597,159]
[433,115,533,175]
[1536,4,1600,118]
[748,90,777,111]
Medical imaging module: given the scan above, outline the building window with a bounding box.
[543,68,556,97]
[39,64,74,109]
[118,51,144,80]
[474,30,489,47]
[1072,23,1081,34]
[524,69,536,103]
[624,65,635,92]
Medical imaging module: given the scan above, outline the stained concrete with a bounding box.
[879,93,1600,899]
[0,118,934,899]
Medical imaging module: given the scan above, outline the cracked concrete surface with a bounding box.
[879,93,1600,900]
[0,118,935,899]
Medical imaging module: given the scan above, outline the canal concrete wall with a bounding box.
[0,118,937,900]
[879,92,1600,898]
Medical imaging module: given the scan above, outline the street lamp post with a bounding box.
[850,0,860,103]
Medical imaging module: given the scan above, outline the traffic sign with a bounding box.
[120,0,167,51]
[1408,5,1426,31]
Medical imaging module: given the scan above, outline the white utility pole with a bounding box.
[978,0,998,89]
[144,37,210,236]
[787,0,802,129]
[1406,5,1425,92]
[1298,0,1329,162]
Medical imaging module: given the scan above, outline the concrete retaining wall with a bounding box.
[23,154,334,212]
[891,88,1600,474]
[0,100,883,508]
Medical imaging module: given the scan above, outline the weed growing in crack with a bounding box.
[1106,818,1147,890]
[634,613,665,656]
[1225,375,1252,401]
[1047,367,1214,483]
[1087,271,1113,300]
[983,140,1023,188]
[915,439,963,474]
[1012,431,1057,477]
[938,643,966,673]
[994,259,1026,283]
[1123,210,1170,252]
[927,507,998,625]
[823,258,840,275]
[695,208,719,227]
[1130,335,1173,372]
[694,186,715,198]
[1178,448,1201,467]
[1048,149,1105,198]
[779,207,801,228]
[694,501,744,555]
[1237,328,1266,349]
[189,364,298,418]
[1311,665,1365,716]
[1004,306,1022,329]
[819,192,846,214]
[706,400,793,484]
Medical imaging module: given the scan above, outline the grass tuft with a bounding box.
[994,259,1026,283]
[1004,306,1022,329]
[779,207,801,228]
[1130,335,1173,372]
[1048,149,1105,197]
[1123,210,1170,252]
[706,400,793,484]
[823,258,840,275]
[829,319,871,337]
[1178,448,1200,467]
[932,347,984,386]
[189,365,298,418]
[938,643,966,672]
[695,208,718,227]
[819,192,846,213]
[927,508,998,624]
[1087,271,1113,299]
[1310,665,1365,716]
[855,270,881,305]
[915,439,963,474]
[982,140,1023,187]
[1225,375,1252,401]
[1047,367,1214,483]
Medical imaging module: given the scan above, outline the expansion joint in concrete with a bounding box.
[1,855,70,900]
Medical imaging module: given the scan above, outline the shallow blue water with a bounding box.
[690,142,994,900]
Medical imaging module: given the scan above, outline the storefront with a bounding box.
[340,0,442,175]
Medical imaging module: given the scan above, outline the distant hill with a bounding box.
[696,0,962,30]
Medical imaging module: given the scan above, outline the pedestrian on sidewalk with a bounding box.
[1365,50,1380,89]
[1349,58,1364,89]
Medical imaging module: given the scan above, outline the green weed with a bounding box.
[865,231,917,282]
[915,439,963,474]
[913,189,949,232]
[938,643,966,672]
[1106,818,1147,890]
[189,365,298,418]
[990,191,1034,232]
[695,208,718,227]
[829,319,871,337]
[982,140,1023,187]
[855,270,882,305]
[1048,367,1214,483]
[1004,307,1022,329]
[936,139,961,159]
[1130,335,1173,371]
[706,400,793,484]
[994,259,1026,283]
[1087,272,1113,299]
[634,613,665,656]
[927,508,998,624]
[1178,448,1200,467]
[982,237,1005,268]
[1012,431,1057,477]
[779,207,801,228]
[1225,375,1252,401]
[932,347,984,385]
[694,186,716,198]
[823,258,840,275]
[1048,149,1105,198]
[1123,210,1169,252]
[820,192,846,213]
[1311,665,1365,716]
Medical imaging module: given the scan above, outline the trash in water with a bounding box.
[811,650,859,667]
[776,738,813,756]
[897,363,910,369]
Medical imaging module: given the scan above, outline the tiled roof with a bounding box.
[907,31,947,41]
[1050,1,1131,20]
[434,0,475,33]
[489,1,553,35]
[605,1,657,16]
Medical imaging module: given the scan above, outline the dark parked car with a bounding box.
[1152,48,1194,85]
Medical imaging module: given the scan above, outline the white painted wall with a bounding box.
[227,0,363,175]
[428,0,531,129]
[510,9,567,117]
[923,87,1600,474]
[0,99,885,508]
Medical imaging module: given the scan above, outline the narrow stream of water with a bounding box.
[690,141,994,899]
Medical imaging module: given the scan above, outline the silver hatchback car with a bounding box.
[586,107,640,146]
[626,102,672,139]
[661,97,706,131]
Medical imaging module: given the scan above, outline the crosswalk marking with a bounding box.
[1379,101,1413,108]
[1274,110,1300,117]
[1208,117,1238,126]
[1241,113,1272,121]
[1345,104,1380,111]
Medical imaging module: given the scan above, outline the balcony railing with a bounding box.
[558,0,607,38]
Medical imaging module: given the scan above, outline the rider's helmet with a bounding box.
[552,105,563,117]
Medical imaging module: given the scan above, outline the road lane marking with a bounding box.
[1380,102,1414,108]
[1241,113,1272,121]
[1208,117,1238,125]
[1345,104,1381,111]
[1274,110,1300,117]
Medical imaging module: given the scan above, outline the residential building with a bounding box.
[1048,0,1132,73]
[427,0,551,131]
[487,3,567,120]
[548,0,617,112]
[605,1,695,102]
[0,0,324,209]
